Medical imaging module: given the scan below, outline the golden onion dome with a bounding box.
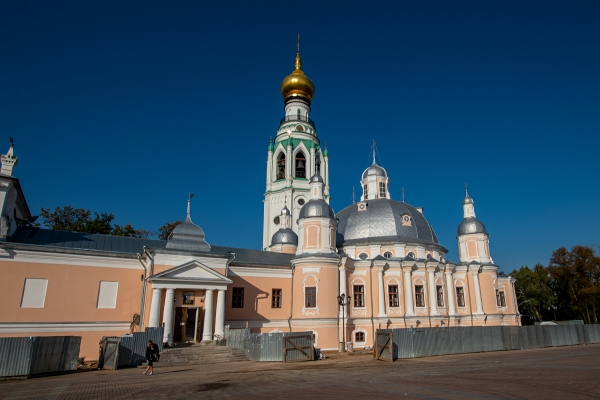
[280,53,315,101]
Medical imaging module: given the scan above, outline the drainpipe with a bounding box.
[225,252,236,277]
[466,265,474,327]
[140,246,154,331]
[369,261,375,347]
[137,253,148,332]
[288,265,295,332]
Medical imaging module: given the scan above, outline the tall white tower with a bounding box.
[457,190,493,264]
[262,38,330,249]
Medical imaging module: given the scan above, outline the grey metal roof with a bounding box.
[362,162,387,179]
[310,172,323,183]
[271,228,298,246]
[166,216,210,252]
[457,217,487,235]
[336,199,442,248]
[299,199,335,219]
[8,227,294,267]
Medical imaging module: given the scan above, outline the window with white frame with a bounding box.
[21,278,48,308]
[456,286,466,307]
[97,281,118,309]
[496,289,506,307]
[383,251,393,259]
[355,331,365,342]
[436,285,444,307]
[353,285,364,307]
[305,287,317,308]
[388,285,399,307]
[363,184,368,200]
[415,285,425,307]
[379,182,386,198]
[358,253,368,260]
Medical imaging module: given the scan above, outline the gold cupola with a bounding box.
[280,37,315,102]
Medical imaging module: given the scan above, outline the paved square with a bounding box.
[1,345,599,399]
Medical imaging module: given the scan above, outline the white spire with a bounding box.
[1,138,18,177]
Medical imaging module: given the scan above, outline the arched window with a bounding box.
[383,251,393,259]
[407,252,416,259]
[277,153,286,180]
[358,253,368,260]
[295,151,306,178]
[363,184,368,200]
[297,109,301,118]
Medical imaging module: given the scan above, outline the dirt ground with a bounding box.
[1,344,599,399]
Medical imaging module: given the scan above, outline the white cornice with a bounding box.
[229,266,291,279]
[0,321,130,333]
[0,250,142,269]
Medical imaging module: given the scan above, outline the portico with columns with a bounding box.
[147,260,232,345]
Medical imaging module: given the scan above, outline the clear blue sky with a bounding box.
[1,1,599,272]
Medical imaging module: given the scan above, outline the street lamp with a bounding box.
[337,293,351,352]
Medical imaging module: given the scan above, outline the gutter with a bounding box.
[136,253,147,332]
[369,261,375,347]
[225,252,236,277]
[288,265,295,333]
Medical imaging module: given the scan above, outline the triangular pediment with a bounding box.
[149,260,232,283]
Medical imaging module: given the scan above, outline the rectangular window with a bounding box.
[499,291,506,307]
[272,289,282,308]
[379,182,386,198]
[232,287,244,308]
[97,281,119,309]
[456,287,465,307]
[496,289,501,307]
[388,285,399,307]
[363,184,368,200]
[305,287,316,308]
[415,285,425,307]
[353,285,364,307]
[355,331,365,342]
[436,285,444,307]
[21,278,48,308]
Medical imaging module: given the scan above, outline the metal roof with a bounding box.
[8,227,294,267]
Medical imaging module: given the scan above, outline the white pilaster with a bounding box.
[202,289,215,341]
[214,289,226,337]
[404,269,415,316]
[377,269,386,317]
[445,270,456,316]
[148,287,162,328]
[427,268,439,316]
[162,288,175,343]
[472,270,484,314]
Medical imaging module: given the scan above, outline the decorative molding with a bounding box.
[351,309,368,317]
[229,267,292,279]
[457,307,468,315]
[415,308,428,316]
[302,308,320,316]
[388,307,403,315]
[302,267,321,274]
[385,270,401,277]
[0,250,141,269]
[0,321,130,333]
[350,270,368,276]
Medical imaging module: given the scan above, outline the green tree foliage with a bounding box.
[158,220,182,241]
[39,206,154,238]
[510,264,555,323]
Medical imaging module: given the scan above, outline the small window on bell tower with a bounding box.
[295,151,306,178]
[277,153,286,180]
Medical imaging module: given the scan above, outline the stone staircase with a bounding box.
[158,342,248,366]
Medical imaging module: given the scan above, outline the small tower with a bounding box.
[0,140,18,177]
[269,202,298,254]
[360,144,390,201]
[296,171,336,255]
[166,194,210,252]
[457,189,492,263]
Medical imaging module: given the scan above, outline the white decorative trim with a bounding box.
[302,307,320,316]
[1,250,142,269]
[415,308,428,316]
[385,270,401,277]
[350,269,368,276]
[351,328,368,344]
[0,322,130,333]
[351,308,368,316]
[229,267,291,279]
[388,307,403,315]
[454,274,465,279]
[302,267,321,274]
[412,271,425,277]
[457,307,468,315]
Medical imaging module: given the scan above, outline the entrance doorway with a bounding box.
[174,307,204,342]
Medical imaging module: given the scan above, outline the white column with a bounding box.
[427,269,438,316]
[377,269,386,317]
[214,289,226,337]
[202,289,215,341]
[403,269,415,316]
[148,287,162,328]
[445,271,456,317]
[339,267,347,318]
[309,147,315,179]
[162,288,175,343]
[472,271,484,314]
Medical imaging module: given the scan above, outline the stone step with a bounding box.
[156,346,248,366]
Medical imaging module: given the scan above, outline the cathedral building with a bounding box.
[0,47,520,359]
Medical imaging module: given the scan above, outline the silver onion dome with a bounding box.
[336,199,443,248]
[281,205,291,215]
[463,191,474,205]
[362,163,387,179]
[457,217,487,236]
[299,199,335,219]
[166,216,210,252]
[271,228,298,246]
[310,172,324,183]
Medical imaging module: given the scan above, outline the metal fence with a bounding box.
[0,336,81,378]
[100,327,163,369]
[224,326,314,362]
[376,324,600,361]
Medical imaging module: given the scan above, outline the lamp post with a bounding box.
[337,293,351,352]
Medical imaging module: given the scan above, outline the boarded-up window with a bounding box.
[436,285,444,307]
[306,226,319,247]
[21,278,48,308]
[456,287,466,307]
[467,241,478,258]
[97,281,119,309]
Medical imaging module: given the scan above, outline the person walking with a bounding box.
[144,340,159,375]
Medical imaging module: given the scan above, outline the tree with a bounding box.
[158,220,182,241]
[510,264,555,324]
[38,206,154,238]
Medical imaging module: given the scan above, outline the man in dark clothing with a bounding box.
[144,340,159,375]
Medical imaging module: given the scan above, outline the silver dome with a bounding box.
[166,217,211,252]
[271,228,298,246]
[299,199,335,219]
[362,163,387,179]
[457,217,487,235]
[310,172,324,183]
[463,191,474,205]
[336,199,443,248]
[281,205,291,215]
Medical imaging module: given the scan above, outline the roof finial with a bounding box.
[297,33,300,54]
[371,140,376,165]
[294,34,302,70]
[464,182,468,194]
[352,186,356,204]
[187,192,195,220]
[402,187,405,202]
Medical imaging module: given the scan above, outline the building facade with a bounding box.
[0,48,520,360]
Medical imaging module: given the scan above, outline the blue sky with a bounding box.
[1,1,599,272]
